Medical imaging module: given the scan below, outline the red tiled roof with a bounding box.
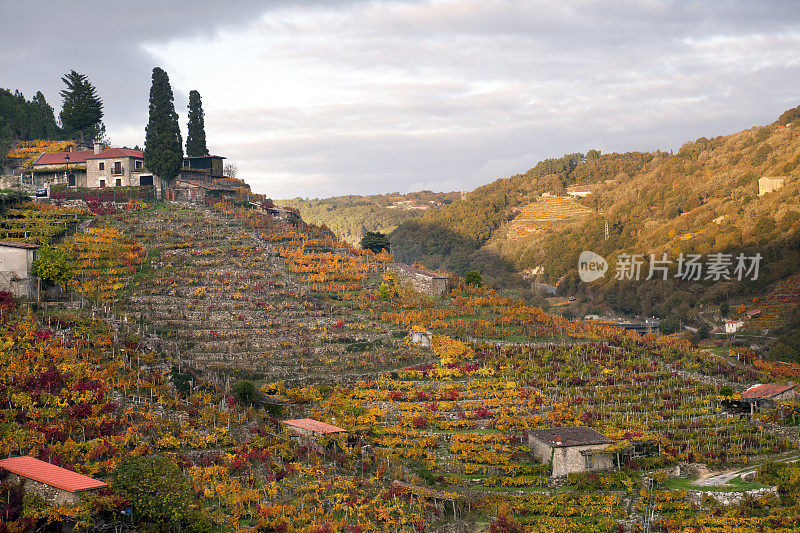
[741,383,796,400]
[33,150,94,166]
[0,456,107,493]
[85,148,143,160]
[0,241,39,249]
[283,418,346,434]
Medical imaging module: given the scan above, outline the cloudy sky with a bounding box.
[3,1,800,197]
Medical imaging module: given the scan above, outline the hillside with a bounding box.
[389,107,800,356]
[281,191,460,245]
[3,197,800,531]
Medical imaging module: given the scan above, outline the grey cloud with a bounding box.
[4,1,800,198]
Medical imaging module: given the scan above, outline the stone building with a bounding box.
[171,177,235,203]
[528,426,614,478]
[0,241,38,298]
[85,146,155,188]
[388,263,451,297]
[740,383,796,414]
[758,176,787,196]
[0,456,107,505]
[31,149,93,187]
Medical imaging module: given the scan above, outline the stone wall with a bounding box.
[685,486,778,507]
[6,473,80,505]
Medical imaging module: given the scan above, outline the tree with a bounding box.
[59,70,103,143]
[223,162,238,179]
[185,90,209,157]
[465,270,482,287]
[233,380,255,403]
[32,243,72,288]
[659,316,681,335]
[111,455,200,527]
[28,92,59,139]
[360,231,390,254]
[144,67,183,198]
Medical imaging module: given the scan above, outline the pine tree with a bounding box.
[59,70,103,143]
[185,90,209,157]
[144,67,183,197]
[29,91,59,139]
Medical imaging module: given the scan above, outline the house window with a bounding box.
[68,174,76,187]
[114,161,122,175]
[99,162,105,171]
[115,178,122,187]
[135,160,143,170]
[584,454,593,470]
[99,179,106,188]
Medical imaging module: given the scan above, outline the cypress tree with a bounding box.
[185,90,209,157]
[59,70,103,143]
[144,67,183,198]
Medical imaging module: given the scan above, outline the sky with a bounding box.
[3,1,800,198]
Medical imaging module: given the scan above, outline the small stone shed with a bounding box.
[0,241,39,298]
[388,263,451,297]
[282,418,346,439]
[528,426,614,478]
[172,178,235,203]
[0,456,107,505]
[740,383,797,414]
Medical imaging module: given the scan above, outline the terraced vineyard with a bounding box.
[505,196,593,239]
[8,200,800,532]
[745,273,800,331]
[109,205,429,382]
[0,202,86,244]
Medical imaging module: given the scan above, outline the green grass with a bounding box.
[663,476,769,492]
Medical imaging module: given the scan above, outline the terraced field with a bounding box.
[745,273,800,331]
[505,196,593,239]
[109,205,430,382]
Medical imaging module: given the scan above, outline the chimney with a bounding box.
[93,142,103,154]
[554,434,562,445]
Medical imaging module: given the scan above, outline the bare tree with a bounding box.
[223,162,238,179]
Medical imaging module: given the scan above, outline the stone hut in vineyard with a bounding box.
[388,263,452,297]
[528,426,615,477]
[0,456,107,505]
[740,383,796,415]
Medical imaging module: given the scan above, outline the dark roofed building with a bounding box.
[388,263,452,298]
[183,155,226,178]
[528,427,614,477]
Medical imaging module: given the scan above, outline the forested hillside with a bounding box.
[0,88,60,163]
[389,106,800,348]
[281,191,460,244]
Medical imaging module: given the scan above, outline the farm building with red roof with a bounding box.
[282,418,346,438]
[0,456,107,505]
[31,142,158,190]
[740,383,797,414]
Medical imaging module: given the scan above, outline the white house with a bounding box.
[0,241,39,297]
[725,320,744,334]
